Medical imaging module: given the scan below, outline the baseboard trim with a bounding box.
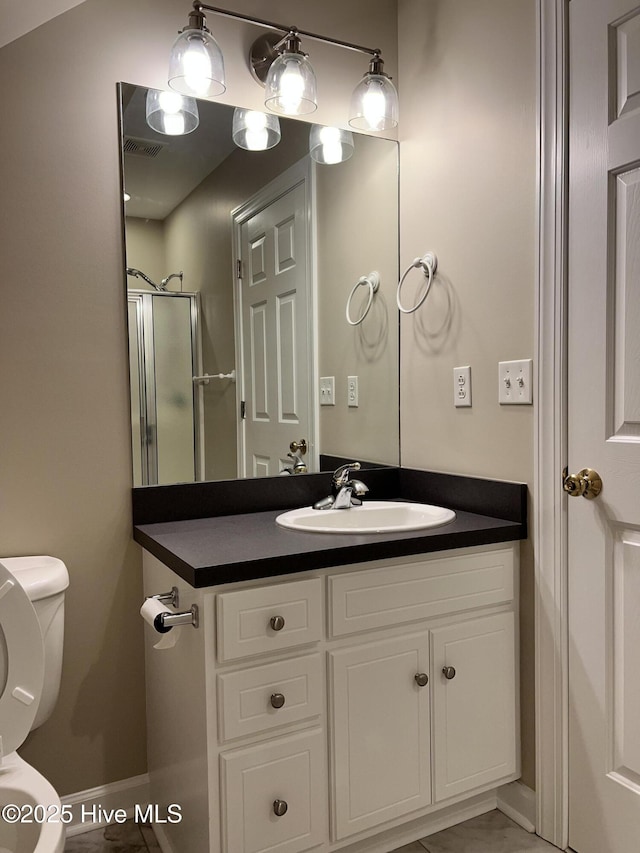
[496,781,536,833]
[61,773,151,837]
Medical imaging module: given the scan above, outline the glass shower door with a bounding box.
[127,291,201,486]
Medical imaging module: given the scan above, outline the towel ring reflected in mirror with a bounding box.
[346,271,380,326]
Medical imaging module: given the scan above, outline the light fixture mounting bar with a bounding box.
[192,2,381,57]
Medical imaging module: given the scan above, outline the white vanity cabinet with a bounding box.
[142,542,519,853]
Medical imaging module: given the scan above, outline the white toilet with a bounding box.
[0,556,69,853]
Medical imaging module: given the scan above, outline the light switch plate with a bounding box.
[320,376,335,406]
[453,366,472,407]
[498,359,533,404]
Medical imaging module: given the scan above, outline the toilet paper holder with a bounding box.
[147,587,199,633]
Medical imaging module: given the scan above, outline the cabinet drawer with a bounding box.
[221,728,326,853]
[217,578,322,662]
[329,547,514,637]
[218,654,323,741]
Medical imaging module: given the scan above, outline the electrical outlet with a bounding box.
[320,376,335,406]
[453,366,472,407]
[498,359,533,404]
[347,375,359,407]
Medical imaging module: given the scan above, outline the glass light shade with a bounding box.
[232,109,281,151]
[168,27,225,97]
[146,89,199,136]
[265,53,317,116]
[349,73,399,131]
[309,126,354,165]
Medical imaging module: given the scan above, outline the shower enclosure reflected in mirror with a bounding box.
[120,83,399,487]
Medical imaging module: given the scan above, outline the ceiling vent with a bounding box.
[123,136,166,158]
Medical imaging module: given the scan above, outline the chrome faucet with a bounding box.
[313,462,369,510]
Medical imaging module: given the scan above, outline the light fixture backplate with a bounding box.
[249,32,282,86]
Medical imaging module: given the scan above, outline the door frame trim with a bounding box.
[534,0,569,847]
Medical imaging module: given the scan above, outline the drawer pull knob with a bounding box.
[442,666,456,680]
[414,673,429,687]
[270,693,286,709]
[270,615,285,631]
[273,799,288,817]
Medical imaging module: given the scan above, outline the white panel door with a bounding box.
[569,2,640,851]
[329,632,431,840]
[239,179,311,477]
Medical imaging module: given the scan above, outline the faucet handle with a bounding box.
[332,461,361,486]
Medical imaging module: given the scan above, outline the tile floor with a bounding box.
[64,818,159,851]
[64,810,562,852]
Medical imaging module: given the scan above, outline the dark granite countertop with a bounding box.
[133,468,527,588]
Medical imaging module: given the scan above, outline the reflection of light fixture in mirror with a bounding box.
[309,126,354,165]
[123,191,131,202]
[168,6,225,97]
[232,109,281,151]
[349,53,399,131]
[146,89,199,136]
[264,30,317,116]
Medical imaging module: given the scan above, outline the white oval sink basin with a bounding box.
[276,501,456,534]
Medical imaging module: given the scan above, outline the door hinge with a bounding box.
[240,400,246,419]
[236,259,242,279]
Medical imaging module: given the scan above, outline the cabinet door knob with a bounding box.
[270,693,286,709]
[270,615,285,631]
[414,672,429,687]
[442,666,456,680]
[273,799,288,817]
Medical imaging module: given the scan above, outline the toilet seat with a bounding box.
[0,562,44,758]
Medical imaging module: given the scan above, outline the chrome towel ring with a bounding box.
[346,271,380,326]
[397,252,438,314]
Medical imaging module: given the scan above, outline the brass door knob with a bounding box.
[273,799,288,817]
[270,615,285,631]
[289,439,307,455]
[270,693,285,709]
[562,467,602,500]
[414,673,429,687]
[442,666,456,680]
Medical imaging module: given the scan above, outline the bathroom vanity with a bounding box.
[134,469,526,853]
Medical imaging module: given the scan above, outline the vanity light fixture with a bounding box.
[145,89,199,136]
[232,108,281,151]
[309,125,354,165]
[168,3,398,130]
[349,53,399,132]
[168,5,226,97]
[263,29,317,115]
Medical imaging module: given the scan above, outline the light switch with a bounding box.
[498,359,533,404]
[320,376,335,406]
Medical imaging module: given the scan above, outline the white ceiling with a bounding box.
[0,0,89,49]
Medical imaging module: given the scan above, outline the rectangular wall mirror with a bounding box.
[119,83,399,487]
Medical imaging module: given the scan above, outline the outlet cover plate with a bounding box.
[498,359,533,404]
[453,366,472,407]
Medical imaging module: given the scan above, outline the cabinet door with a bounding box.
[431,612,517,802]
[220,728,326,853]
[329,632,431,840]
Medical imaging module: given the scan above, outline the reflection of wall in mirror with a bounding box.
[316,135,398,465]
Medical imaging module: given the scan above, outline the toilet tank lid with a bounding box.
[0,556,69,601]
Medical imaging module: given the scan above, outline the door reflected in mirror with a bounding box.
[120,83,399,486]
